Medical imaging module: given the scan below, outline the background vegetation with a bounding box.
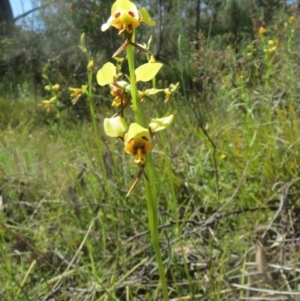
[1,0,300,300]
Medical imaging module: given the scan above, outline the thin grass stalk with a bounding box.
[86,68,112,250]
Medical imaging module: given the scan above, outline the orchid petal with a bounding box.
[101,16,113,31]
[111,0,139,17]
[97,63,117,86]
[104,116,128,138]
[135,63,163,82]
[144,88,164,95]
[139,8,156,26]
[149,115,174,133]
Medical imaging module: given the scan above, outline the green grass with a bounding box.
[1,15,300,301]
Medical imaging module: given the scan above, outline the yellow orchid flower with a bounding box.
[104,115,173,195]
[110,81,130,107]
[69,85,88,105]
[104,115,174,165]
[104,117,153,163]
[97,62,130,108]
[69,85,88,98]
[101,0,156,34]
[41,96,57,112]
[138,82,179,103]
[164,82,180,103]
[97,62,163,106]
[124,123,153,165]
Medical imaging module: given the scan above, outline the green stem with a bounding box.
[126,40,169,301]
[126,43,145,126]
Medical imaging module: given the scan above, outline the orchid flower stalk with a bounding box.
[99,1,173,300]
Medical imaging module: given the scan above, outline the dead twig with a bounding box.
[262,177,300,239]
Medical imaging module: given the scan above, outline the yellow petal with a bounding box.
[124,123,152,154]
[135,63,163,82]
[149,115,174,133]
[97,62,116,86]
[144,88,164,95]
[112,0,138,17]
[139,7,156,26]
[104,116,127,138]
[101,16,113,31]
